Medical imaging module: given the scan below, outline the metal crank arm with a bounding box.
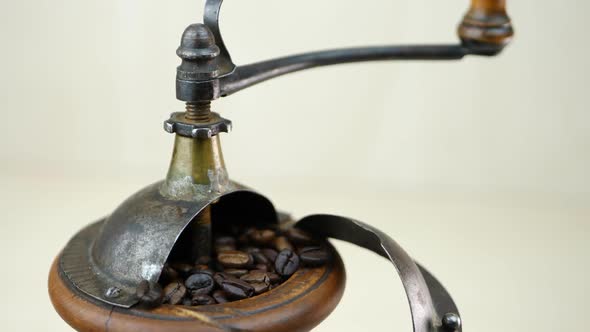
[295,214,462,332]
[186,0,513,100]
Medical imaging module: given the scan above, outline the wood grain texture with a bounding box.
[458,0,514,46]
[49,246,346,332]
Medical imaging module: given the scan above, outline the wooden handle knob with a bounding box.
[458,0,514,50]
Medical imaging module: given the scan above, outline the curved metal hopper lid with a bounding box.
[59,180,277,308]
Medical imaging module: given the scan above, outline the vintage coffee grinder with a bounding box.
[48,1,513,331]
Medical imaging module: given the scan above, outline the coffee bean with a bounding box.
[261,248,278,262]
[267,272,281,283]
[171,263,194,277]
[213,272,232,288]
[212,290,229,304]
[275,249,300,277]
[255,263,269,272]
[220,278,254,299]
[215,244,237,252]
[299,246,330,267]
[215,236,237,252]
[163,281,187,305]
[194,264,211,271]
[160,265,179,284]
[217,250,253,268]
[274,236,294,251]
[237,227,256,244]
[242,246,261,254]
[185,273,214,296]
[215,235,236,247]
[224,268,248,278]
[192,295,216,305]
[240,270,271,285]
[154,226,319,308]
[136,280,163,308]
[190,265,214,276]
[286,227,315,245]
[250,229,276,245]
[252,251,270,265]
[251,282,269,295]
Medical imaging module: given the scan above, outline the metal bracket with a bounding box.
[295,214,462,332]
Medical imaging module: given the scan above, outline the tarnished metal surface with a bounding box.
[296,215,461,332]
[60,181,277,308]
[162,134,230,200]
[174,0,510,102]
[164,112,231,139]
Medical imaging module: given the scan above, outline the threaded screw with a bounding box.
[185,101,211,122]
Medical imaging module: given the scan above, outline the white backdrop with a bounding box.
[0,1,588,331]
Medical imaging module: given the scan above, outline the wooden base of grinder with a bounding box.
[48,245,346,332]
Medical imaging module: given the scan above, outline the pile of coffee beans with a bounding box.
[136,226,330,308]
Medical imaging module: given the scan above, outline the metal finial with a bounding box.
[177,23,220,61]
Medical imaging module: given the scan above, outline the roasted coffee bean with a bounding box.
[299,246,330,267]
[212,290,229,304]
[194,264,211,271]
[286,228,315,245]
[215,236,237,252]
[199,268,215,276]
[275,249,300,277]
[240,270,271,285]
[155,225,321,308]
[251,282,270,295]
[213,272,248,289]
[237,227,256,244]
[215,235,236,247]
[216,245,236,252]
[190,265,214,276]
[267,272,281,283]
[224,268,248,278]
[274,236,294,251]
[217,250,253,268]
[250,229,276,245]
[163,281,187,305]
[171,263,194,277]
[136,280,163,308]
[220,278,254,299]
[213,272,232,288]
[241,246,261,254]
[261,248,278,262]
[192,295,216,305]
[185,273,214,296]
[255,263,269,272]
[160,265,179,284]
[252,251,270,265]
